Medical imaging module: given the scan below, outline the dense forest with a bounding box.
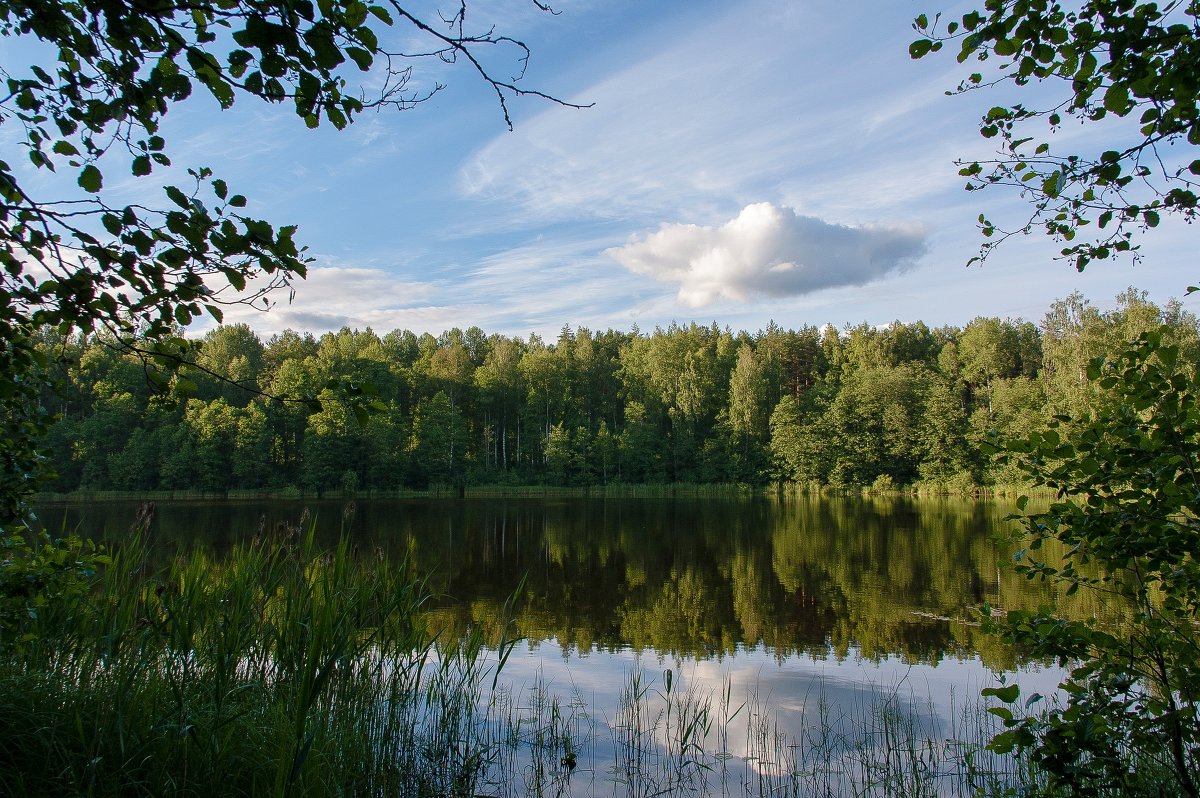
[36,288,1199,495]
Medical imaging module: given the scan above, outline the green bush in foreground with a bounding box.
[985,328,1200,798]
[0,531,108,654]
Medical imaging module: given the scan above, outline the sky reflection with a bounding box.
[487,638,1064,797]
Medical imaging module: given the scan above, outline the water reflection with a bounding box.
[486,638,1062,797]
[36,494,1077,796]
[36,494,1069,669]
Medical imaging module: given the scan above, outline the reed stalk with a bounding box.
[1,529,1046,797]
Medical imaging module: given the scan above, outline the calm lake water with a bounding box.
[36,494,1068,794]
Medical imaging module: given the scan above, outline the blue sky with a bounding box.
[137,1,1200,338]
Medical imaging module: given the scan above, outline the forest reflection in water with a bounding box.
[37,493,1080,795]
[35,493,1082,670]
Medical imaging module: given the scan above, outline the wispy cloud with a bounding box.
[199,264,436,335]
[606,203,927,308]
[196,237,645,338]
[455,2,944,233]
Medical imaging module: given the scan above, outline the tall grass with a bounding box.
[727,680,1045,798]
[0,523,523,797]
[1,524,1045,797]
[586,669,1044,798]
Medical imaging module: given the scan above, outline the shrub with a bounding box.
[984,328,1200,798]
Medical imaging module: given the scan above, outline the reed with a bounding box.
[0,527,506,797]
[1,527,1045,798]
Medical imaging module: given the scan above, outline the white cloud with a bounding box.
[196,264,437,335]
[606,203,927,308]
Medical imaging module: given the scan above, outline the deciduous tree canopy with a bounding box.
[912,1,1200,270]
[0,0,570,521]
[35,293,1198,494]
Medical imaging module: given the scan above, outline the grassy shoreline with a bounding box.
[34,481,1051,504]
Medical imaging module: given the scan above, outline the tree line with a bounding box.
[35,288,1198,495]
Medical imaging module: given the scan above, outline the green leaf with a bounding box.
[1103,84,1130,114]
[986,730,1017,755]
[346,47,373,71]
[368,5,394,24]
[909,39,933,59]
[165,185,189,208]
[345,0,369,27]
[983,684,1021,703]
[1042,171,1063,198]
[132,155,151,176]
[352,403,370,427]
[222,268,246,291]
[78,164,102,193]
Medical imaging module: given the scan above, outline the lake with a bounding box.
[36,493,1069,795]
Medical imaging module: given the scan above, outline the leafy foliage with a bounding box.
[984,328,1200,797]
[0,530,109,654]
[912,1,1200,270]
[0,330,54,523]
[0,0,572,521]
[27,291,1194,494]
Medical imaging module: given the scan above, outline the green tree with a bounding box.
[186,398,270,491]
[726,343,771,481]
[971,375,1049,484]
[300,391,360,494]
[544,423,590,486]
[519,340,566,465]
[984,329,1200,797]
[262,357,317,487]
[409,391,466,487]
[193,324,266,406]
[770,394,831,485]
[617,400,666,483]
[959,317,1022,392]
[0,0,570,520]
[474,335,524,473]
[428,341,474,411]
[912,2,1200,270]
[591,419,617,484]
[728,343,769,445]
[756,322,827,406]
[72,342,156,488]
[263,329,319,383]
[1041,289,1199,420]
[822,363,933,487]
[918,375,975,487]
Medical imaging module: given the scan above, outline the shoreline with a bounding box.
[34,481,1053,504]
